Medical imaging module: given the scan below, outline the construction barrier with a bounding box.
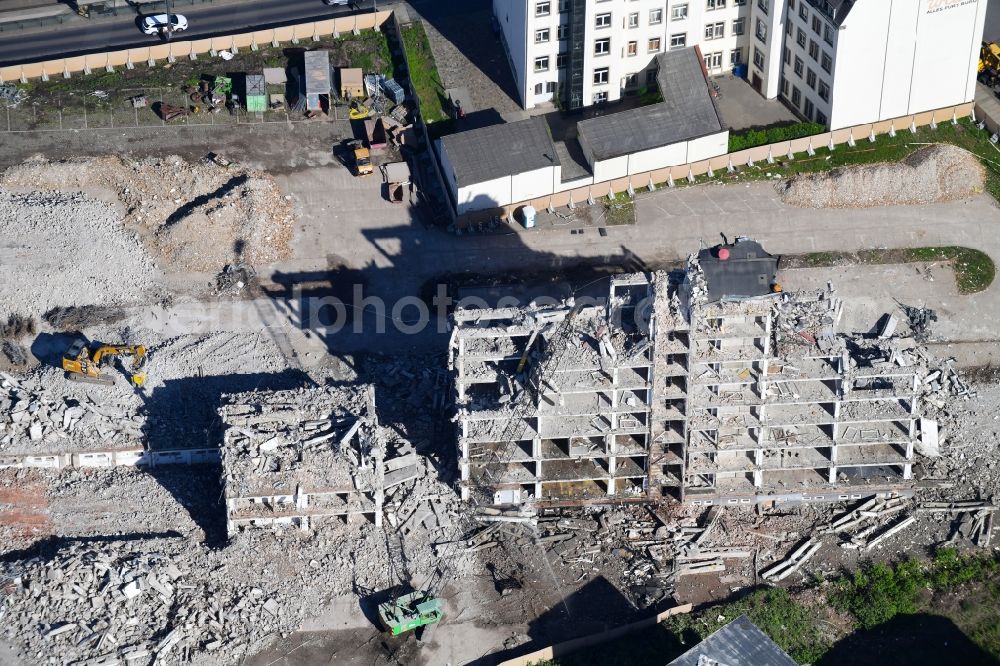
[0,11,392,84]
[457,101,976,230]
[497,603,693,666]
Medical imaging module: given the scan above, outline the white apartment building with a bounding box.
[494,0,988,128]
[494,0,751,110]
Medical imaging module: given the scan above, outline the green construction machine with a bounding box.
[377,591,443,636]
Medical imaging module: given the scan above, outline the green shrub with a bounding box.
[728,122,825,152]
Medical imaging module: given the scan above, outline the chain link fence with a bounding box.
[0,86,358,132]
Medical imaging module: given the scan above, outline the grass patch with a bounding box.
[401,21,446,124]
[604,198,635,226]
[783,246,995,294]
[728,121,826,152]
[544,588,829,666]
[830,548,1000,630]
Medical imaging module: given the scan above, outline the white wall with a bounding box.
[830,0,987,130]
[909,0,986,115]
[686,130,730,162]
[512,165,559,201]
[592,154,629,182]
[457,175,513,215]
[626,141,688,174]
[495,0,530,107]
[829,1,890,129]
[878,0,920,121]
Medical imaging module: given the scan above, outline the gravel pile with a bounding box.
[0,190,157,320]
[777,144,985,208]
[1,155,295,273]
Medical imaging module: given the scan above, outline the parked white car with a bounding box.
[141,14,189,36]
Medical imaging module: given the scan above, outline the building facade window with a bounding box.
[594,91,609,104]
[799,3,808,20]
[730,47,743,65]
[536,1,551,17]
[755,18,767,42]
[811,16,821,35]
[780,76,789,96]
[808,39,819,60]
[783,46,790,64]
[823,24,834,45]
[818,80,830,101]
[534,56,550,72]
[757,0,768,14]
[803,98,814,119]
[557,52,568,68]
[735,0,746,5]
[793,56,803,76]
[670,33,687,49]
[788,0,795,8]
[806,68,816,89]
[628,12,639,27]
[706,0,726,9]
[786,18,793,35]
[546,81,556,93]
[646,69,658,85]
[796,28,806,47]
[623,73,639,89]
[535,28,550,43]
[534,82,544,95]
[596,12,612,28]
[627,40,638,56]
[705,22,724,39]
[704,51,722,69]
[650,8,663,24]
[594,67,609,84]
[753,46,765,69]
[558,24,568,40]
[559,0,569,11]
[821,52,832,73]
[648,37,662,52]
[816,110,827,125]
[594,37,611,55]
[671,3,689,20]
[791,85,801,107]
[732,17,745,36]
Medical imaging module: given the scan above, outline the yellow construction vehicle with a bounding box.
[349,140,373,176]
[980,42,1000,79]
[62,340,148,387]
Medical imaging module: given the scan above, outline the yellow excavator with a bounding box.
[62,339,148,387]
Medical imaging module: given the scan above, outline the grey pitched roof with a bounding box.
[697,239,778,301]
[439,117,560,188]
[576,48,723,163]
[667,615,799,666]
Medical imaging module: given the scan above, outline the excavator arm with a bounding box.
[62,343,147,387]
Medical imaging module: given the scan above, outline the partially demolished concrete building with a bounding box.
[219,385,418,536]
[450,239,921,509]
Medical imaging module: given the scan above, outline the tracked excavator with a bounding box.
[61,340,148,387]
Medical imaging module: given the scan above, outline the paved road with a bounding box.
[0,0,396,67]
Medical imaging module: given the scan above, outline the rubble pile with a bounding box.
[777,144,985,208]
[0,540,303,665]
[220,385,381,497]
[0,190,158,319]
[1,155,295,273]
[774,283,843,351]
[0,373,142,457]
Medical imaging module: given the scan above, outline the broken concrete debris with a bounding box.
[451,239,937,512]
[219,385,419,535]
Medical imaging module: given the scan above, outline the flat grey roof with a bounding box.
[698,239,778,301]
[577,48,723,162]
[667,615,798,666]
[439,117,560,188]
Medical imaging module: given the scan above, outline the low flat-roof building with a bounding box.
[667,615,798,666]
[576,49,727,181]
[435,48,728,218]
[437,116,560,215]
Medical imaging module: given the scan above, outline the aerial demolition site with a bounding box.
[0,228,992,664]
